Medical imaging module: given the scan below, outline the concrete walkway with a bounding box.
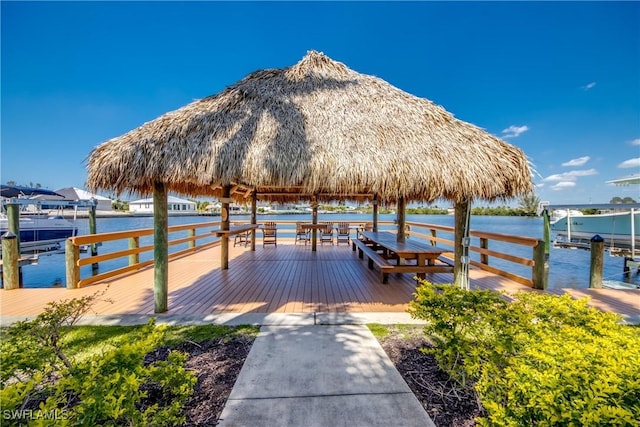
[217,324,435,427]
[0,312,434,426]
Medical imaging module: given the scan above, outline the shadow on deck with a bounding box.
[1,240,638,324]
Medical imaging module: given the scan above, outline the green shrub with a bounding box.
[409,281,640,426]
[0,293,196,426]
[42,321,195,426]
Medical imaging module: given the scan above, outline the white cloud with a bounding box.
[501,125,529,138]
[630,138,640,146]
[551,181,577,190]
[618,158,640,168]
[543,169,598,182]
[535,183,545,188]
[582,82,596,91]
[561,156,590,167]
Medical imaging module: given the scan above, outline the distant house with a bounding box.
[129,196,197,215]
[54,187,113,211]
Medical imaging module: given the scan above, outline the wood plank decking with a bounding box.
[1,240,638,323]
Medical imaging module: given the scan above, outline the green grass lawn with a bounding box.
[58,323,259,362]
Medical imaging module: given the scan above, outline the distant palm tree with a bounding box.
[518,192,541,216]
[196,201,210,212]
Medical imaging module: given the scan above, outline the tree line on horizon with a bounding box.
[5,182,635,217]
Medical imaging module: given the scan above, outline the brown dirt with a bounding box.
[378,329,485,427]
[145,334,255,427]
[149,327,483,426]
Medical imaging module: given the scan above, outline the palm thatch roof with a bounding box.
[86,51,532,203]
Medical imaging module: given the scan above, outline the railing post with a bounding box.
[430,229,437,246]
[2,232,21,289]
[128,236,140,265]
[532,239,548,290]
[188,228,196,250]
[589,235,604,288]
[480,237,489,265]
[65,238,80,289]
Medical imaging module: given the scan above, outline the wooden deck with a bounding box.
[1,240,638,323]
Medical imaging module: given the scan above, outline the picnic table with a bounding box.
[355,231,453,283]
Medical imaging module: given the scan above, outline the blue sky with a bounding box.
[2,1,639,205]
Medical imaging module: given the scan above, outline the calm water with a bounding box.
[11,214,640,289]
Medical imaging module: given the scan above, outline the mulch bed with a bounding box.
[378,331,485,427]
[148,328,483,426]
[144,334,255,427]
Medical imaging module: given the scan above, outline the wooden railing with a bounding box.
[65,221,221,288]
[406,221,545,288]
[64,219,545,289]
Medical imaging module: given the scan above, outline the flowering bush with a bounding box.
[409,282,640,426]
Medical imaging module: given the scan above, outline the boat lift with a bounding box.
[539,201,640,285]
[540,202,639,256]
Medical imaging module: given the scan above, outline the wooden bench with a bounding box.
[437,254,455,267]
[352,239,455,284]
[352,238,394,284]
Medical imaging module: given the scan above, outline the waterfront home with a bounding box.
[54,187,113,212]
[129,195,196,215]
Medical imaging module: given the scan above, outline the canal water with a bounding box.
[11,214,640,289]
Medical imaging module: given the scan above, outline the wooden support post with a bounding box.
[532,240,548,289]
[396,196,406,242]
[430,229,437,246]
[480,238,489,265]
[453,199,470,289]
[128,237,140,265]
[2,232,20,289]
[221,185,231,270]
[65,238,79,289]
[589,235,604,289]
[6,203,20,249]
[311,197,318,252]
[153,182,168,313]
[251,190,257,251]
[372,194,379,232]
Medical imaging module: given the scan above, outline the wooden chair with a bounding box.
[336,222,350,245]
[262,222,277,247]
[234,229,251,247]
[358,222,373,240]
[295,222,310,245]
[320,222,334,245]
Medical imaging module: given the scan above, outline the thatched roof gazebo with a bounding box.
[87,51,532,312]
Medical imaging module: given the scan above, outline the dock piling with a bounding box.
[2,232,21,289]
[589,235,604,288]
